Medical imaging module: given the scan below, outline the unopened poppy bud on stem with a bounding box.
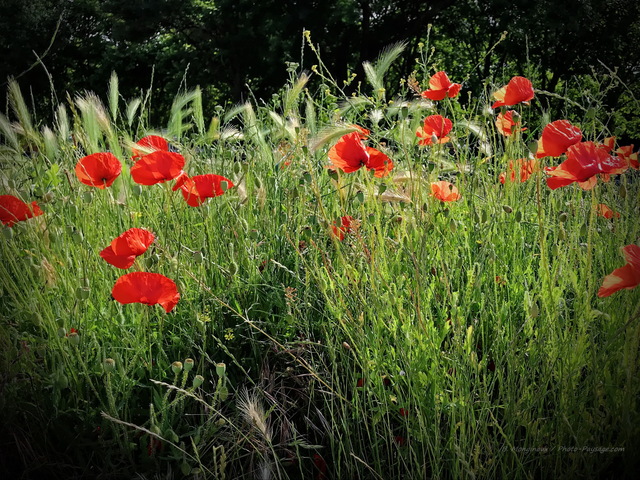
[67,331,80,346]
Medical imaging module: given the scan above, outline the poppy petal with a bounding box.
[328,132,369,173]
[0,195,43,226]
[131,151,185,185]
[536,120,583,158]
[112,272,180,312]
[132,135,169,161]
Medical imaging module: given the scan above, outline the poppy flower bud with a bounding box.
[184,358,194,372]
[502,205,513,214]
[215,362,226,377]
[131,184,143,197]
[619,184,627,199]
[103,358,116,373]
[171,361,183,374]
[192,251,204,264]
[71,230,84,244]
[192,374,204,388]
[228,261,238,277]
[82,191,93,204]
[558,212,569,223]
[217,384,229,401]
[67,331,80,346]
[558,225,567,241]
[515,211,522,222]
[342,341,351,350]
[55,371,69,389]
[57,327,66,337]
[76,286,90,300]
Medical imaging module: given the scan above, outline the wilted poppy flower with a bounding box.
[616,144,638,169]
[597,244,640,297]
[416,115,453,145]
[75,152,122,188]
[495,110,526,136]
[499,158,539,184]
[421,71,461,101]
[132,135,169,161]
[430,180,461,202]
[491,76,534,109]
[112,272,180,312]
[0,194,43,226]
[172,173,234,207]
[331,215,355,241]
[545,141,628,190]
[327,132,393,178]
[596,203,620,219]
[131,151,185,185]
[100,228,155,269]
[535,120,583,158]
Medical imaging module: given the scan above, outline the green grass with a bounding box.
[1,46,639,480]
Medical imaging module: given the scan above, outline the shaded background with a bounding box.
[1,0,639,136]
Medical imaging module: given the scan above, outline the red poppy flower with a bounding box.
[545,141,628,190]
[356,378,365,388]
[172,173,234,207]
[491,76,534,109]
[100,228,155,269]
[331,215,355,241]
[111,272,180,312]
[495,110,526,136]
[499,158,539,184]
[131,151,185,185]
[313,453,327,480]
[132,135,169,162]
[535,120,583,158]
[75,152,122,189]
[421,71,461,101]
[597,245,640,297]
[416,115,453,145]
[327,132,393,178]
[0,195,43,226]
[430,181,461,202]
[616,145,638,169]
[596,203,620,219]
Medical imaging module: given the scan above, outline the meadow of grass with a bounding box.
[1,43,639,479]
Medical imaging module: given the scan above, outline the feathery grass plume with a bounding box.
[108,71,119,122]
[54,103,70,144]
[192,86,205,135]
[237,387,272,443]
[362,41,407,95]
[309,124,368,152]
[7,78,36,142]
[223,102,246,123]
[168,89,198,138]
[283,72,310,115]
[125,98,142,129]
[0,113,19,151]
[75,92,113,153]
[304,97,317,135]
[42,126,58,160]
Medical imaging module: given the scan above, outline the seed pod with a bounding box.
[184,358,194,372]
[103,358,116,373]
[192,375,204,388]
[215,362,226,377]
[171,361,183,374]
[502,205,513,214]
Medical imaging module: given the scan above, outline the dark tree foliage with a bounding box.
[1,0,638,129]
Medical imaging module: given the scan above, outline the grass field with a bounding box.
[1,44,639,479]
